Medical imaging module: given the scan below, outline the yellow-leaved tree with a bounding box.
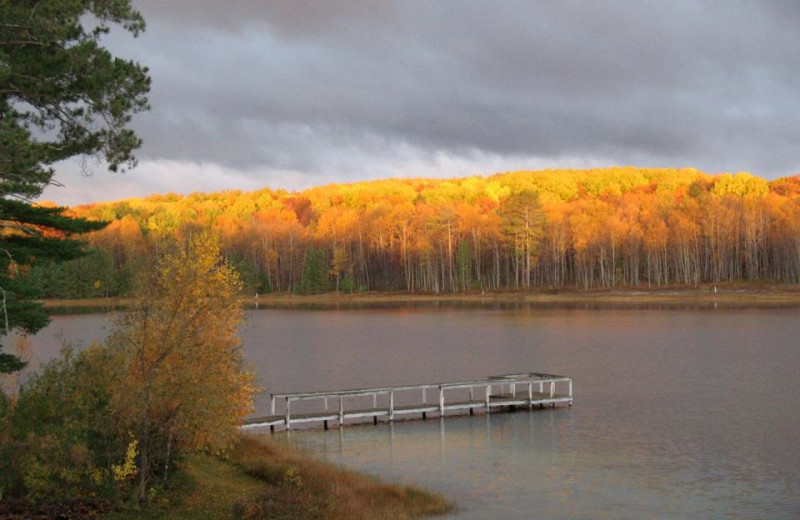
[109,232,255,501]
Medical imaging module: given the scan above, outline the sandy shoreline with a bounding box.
[40,284,800,310]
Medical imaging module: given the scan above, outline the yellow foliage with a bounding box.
[112,437,139,482]
[67,167,798,291]
[108,232,256,498]
[712,172,769,197]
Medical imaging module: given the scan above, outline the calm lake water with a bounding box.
[31,303,800,519]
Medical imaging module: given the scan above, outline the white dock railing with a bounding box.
[242,372,573,432]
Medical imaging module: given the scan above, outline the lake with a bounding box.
[30,302,800,519]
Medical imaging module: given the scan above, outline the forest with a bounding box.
[31,167,800,298]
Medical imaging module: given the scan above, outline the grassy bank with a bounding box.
[40,283,800,311]
[104,434,453,520]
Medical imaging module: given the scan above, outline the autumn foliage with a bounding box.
[1,232,255,505]
[110,232,256,500]
[66,168,800,293]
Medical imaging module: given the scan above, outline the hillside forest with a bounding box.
[30,168,800,298]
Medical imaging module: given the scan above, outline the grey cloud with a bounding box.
[96,0,800,187]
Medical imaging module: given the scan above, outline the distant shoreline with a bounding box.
[40,283,800,310]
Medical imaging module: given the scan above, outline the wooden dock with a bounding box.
[242,372,573,432]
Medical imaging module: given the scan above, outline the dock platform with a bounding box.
[242,372,573,432]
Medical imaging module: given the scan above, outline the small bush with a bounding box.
[3,344,127,502]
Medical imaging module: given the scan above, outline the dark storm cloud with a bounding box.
[89,1,800,195]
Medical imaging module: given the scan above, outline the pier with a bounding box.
[242,372,573,432]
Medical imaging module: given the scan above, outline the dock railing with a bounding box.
[243,372,573,432]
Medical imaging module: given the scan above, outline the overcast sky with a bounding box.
[42,0,800,205]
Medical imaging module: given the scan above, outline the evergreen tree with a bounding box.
[297,246,328,295]
[0,0,150,372]
[499,190,544,288]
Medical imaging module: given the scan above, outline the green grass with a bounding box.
[103,455,263,520]
[104,435,454,520]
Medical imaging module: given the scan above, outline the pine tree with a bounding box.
[499,190,544,288]
[297,246,328,294]
[0,0,150,372]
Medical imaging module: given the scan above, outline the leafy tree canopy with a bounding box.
[110,231,255,501]
[0,0,150,372]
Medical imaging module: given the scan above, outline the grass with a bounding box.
[104,434,453,520]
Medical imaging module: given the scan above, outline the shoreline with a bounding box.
[4,435,453,520]
[40,284,800,310]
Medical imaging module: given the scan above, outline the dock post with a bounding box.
[528,382,533,409]
[550,380,555,408]
[511,382,516,397]
[270,395,276,416]
[469,386,474,415]
[389,391,395,421]
[339,396,344,426]
[422,387,428,419]
[285,398,291,431]
[485,384,491,413]
[569,378,573,406]
[539,380,544,407]
[324,397,328,413]
[324,420,329,430]
[439,386,445,416]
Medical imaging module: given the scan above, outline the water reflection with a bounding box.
[31,303,800,519]
[291,406,796,520]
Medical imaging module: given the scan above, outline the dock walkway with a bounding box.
[242,372,573,432]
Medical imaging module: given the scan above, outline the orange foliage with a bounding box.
[70,169,800,291]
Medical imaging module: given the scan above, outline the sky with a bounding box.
[42,0,800,205]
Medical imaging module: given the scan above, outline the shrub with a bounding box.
[1,232,256,506]
[3,344,127,501]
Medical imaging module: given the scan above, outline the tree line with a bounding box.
[45,167,800,298]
